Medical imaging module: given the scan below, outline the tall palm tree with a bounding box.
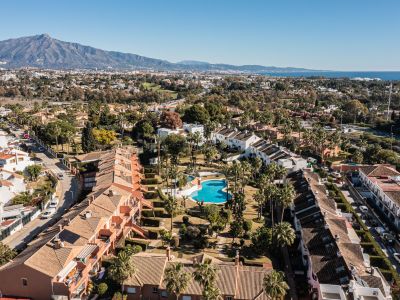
[263,270,289,300]
[253,190,265,220]
[264,183,279,226]
[273,222,295,248]
[164,263,191,300]
[277,184,295,222]
[193,259,220,299]
[165,195,179,232]
[108,251,136,292]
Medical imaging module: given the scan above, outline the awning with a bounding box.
[57,260,77,281]
[76,243,98,261]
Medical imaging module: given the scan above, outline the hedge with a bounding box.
[144,191,158,199]
[142,208,166,218]
[151,200,165,208]
[158,188,168,201]
[146,229,159,239]
[142,178,159,185]
[125,238,150,251]
[141,217,160,227]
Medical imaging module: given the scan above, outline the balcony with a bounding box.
[98,228,116,243]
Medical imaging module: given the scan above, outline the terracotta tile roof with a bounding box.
[0,146,145,279]
[125,253,270,299]
[359,165,400,177]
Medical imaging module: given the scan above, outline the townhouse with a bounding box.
[246,139,307,173]
[212,127,260,152]
[123,251,271,300]
[0,147,151,300]
[289,170,392,300]
[357,165,400,230]
[212,127,307,173]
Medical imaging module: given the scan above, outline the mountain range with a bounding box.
[0,34,315,73]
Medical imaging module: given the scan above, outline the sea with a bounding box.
[261,71,400,81]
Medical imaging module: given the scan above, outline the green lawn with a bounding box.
[142,82,178,99]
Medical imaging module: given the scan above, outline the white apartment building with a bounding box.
[358,165,400,230]
[211,127,261,151]
[0,149,34,172]
[0,169,27,206]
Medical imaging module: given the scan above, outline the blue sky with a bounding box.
[1,0,399,71]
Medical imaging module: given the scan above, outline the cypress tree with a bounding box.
[81,121,96,153]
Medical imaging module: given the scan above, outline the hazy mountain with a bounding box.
[0,34,316,73]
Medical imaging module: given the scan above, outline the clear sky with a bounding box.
[1,0,399,71]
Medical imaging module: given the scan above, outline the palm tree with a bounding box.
[263,270,289,300]
[264,183,279,226]
[253,189,265,221]
[277,184,295,222]
[163,263,191,300]
[193,259,218,289]
[273,222,295,248]
[108,251,136,292]
[165,195,179,232]
[193,259,221,300]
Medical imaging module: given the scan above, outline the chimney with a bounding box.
[235,250,240,266]
[109,189,114,197]
[166,246,171,261]
[58,224,63,232]
[335,234,339,242]
[89,195,95,204]
[84,211,92,219]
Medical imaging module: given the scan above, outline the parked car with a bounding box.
[359,206,369,214]
[368,219,379,227]
[375,227,386,237]
[57,173,64,180]
[41,208,56,219]
[48,198,59,209]
[393,253,400,264]
[382,233,395,245]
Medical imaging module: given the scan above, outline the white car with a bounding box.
[41,208,56,219]
[359,206,369,213]
[48,198,59,209]
[394,253,400,264]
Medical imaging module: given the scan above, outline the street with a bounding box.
[339,182,400,273]
[2,135,79,250]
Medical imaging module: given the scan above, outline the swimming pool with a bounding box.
[190,180,231,204]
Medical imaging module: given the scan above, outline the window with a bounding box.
[152,287,158,293]
[161,291,168,298]
[22,278,28,286]
[182,296,191,300]
[126,287,136,294]
[226,297,233,300]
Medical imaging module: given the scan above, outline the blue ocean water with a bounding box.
[190,179,231,204]
[261,71,400,81]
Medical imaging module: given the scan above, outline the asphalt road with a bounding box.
[340,183,400,273]
[2,137,79,250]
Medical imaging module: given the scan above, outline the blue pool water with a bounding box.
[190,180,231,204]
